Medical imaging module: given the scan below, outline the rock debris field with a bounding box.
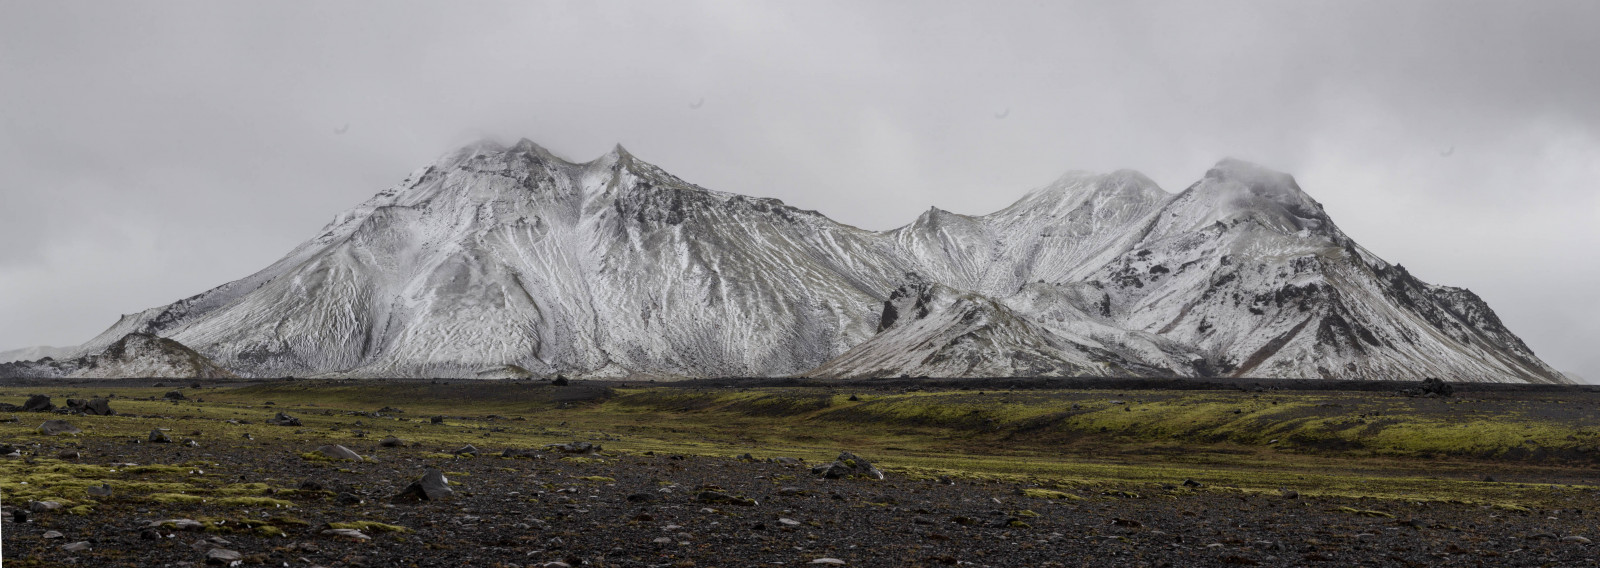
[5,434,1600,567]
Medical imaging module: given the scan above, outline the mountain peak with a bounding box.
[507,138,567,163]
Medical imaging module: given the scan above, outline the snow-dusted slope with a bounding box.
[0,345,73,364]
[64,140,907,378]
[33,143,1567,383]
[0,333,236,379]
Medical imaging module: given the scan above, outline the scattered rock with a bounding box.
[545,441,598,454]
[315,444,362,461]
[57,449,80,459]
[627,492,658,503]
[266,412,301,426]
[298,480,325,491]
[11,509,28,523]
[811,559,846,565]
[1562,535,1592,544]
[148,519,204,531]
[697,491,757,506]
[38,420,81,436]
[164,391,187,401]
[1280,489,1299,499]
[150,429,174,443]
[61,541,91,552]
[451,444,479,456]
[86,483,113,498]
[379,437,404,447]
[395,469,454,501]
[183,438,200,447]
[430,416,445,424]
[42,530,64,539]
[1183,479,1204,488]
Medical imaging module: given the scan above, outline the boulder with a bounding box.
[149,429,173,443]
[451,444,478,456]
[163,390,187,401]
[205,548,242,565]
[38,420,81,436]
[83,398,114,416]
[379,437,404,448]
[395,469,454,501]
[811,451,884,480]
[315,444,362,461]
[22,395,53,412]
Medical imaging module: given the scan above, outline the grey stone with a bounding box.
[205,548,242,565]
[395,468,454,501]
[315,444,362,460]
[38,420,81,436]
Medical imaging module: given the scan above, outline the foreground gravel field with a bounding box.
[6,433,1600,568]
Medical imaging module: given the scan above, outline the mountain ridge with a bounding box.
[9,140,1567,383]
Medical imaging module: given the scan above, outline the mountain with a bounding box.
[24,141,1567,383]
[0,333,236,379]
[0,345,73,364]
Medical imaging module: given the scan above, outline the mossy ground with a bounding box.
[3,381,1598,516]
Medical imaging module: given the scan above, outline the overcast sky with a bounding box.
[2,1,1596,380]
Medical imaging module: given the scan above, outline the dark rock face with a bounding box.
[395,469,454,501]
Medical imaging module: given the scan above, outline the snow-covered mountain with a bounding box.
[0,333,236,379]
[18,141,1567,382]
[0,345,73,364]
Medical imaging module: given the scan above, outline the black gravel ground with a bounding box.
[6,435,1600,568]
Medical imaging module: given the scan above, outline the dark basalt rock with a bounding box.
[65,398,114,416]
[22,395,54,412]
[811,451,885,480]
